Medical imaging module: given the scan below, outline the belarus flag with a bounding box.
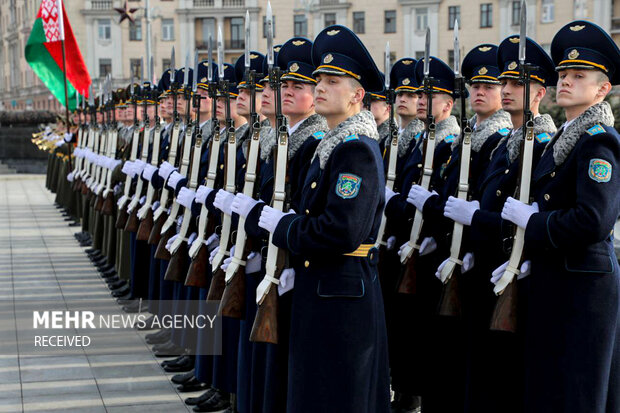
[25,0,91,109]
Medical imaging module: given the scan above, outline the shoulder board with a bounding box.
[414,132,422,140]
[535,132,551,143]
[586,124,606,136]
[312,131,325,140]
[498,128,510,136]
[343,134,359,142]
[444,134,455,144]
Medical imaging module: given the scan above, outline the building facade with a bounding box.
[1,0,617,111]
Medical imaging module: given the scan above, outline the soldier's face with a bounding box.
[370,100,389,124]
[260,83,276,118]
[147,104,156,120]
[125,105,134,120]
[176,94,187,115]
[395,91,418,117]
[416,92,452,121]
[469,83,501,116]
[160,96,172,120]
[282,80,314,118]
[556,69,609,109]
[314,74,358,116]
[194,88,212,117]
[216,96,239,121]
[236,88,262,117]
[500,79,523,113]
[96,112,103,123]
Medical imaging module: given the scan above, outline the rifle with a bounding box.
[164,50,202,282]
[376,41,398,278]
[93,87,108,212]
[438,20,469,317]
[186,34,222,288]
[71,93,85,191]
[207,35,239,300]
[490,0,532,333]
[80,86,96,195]
[250,2,288,344]
[125,66,152,232]
[219,14,261,318]
[137,57,162,241]
[397,27,437,294]
[116,75,143,229]
[102,76,119,216]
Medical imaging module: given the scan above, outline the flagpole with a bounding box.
[57,0,70,134]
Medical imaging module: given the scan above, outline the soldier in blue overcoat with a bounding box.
[499,21,620,413]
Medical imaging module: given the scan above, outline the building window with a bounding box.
[511,1,521,26]
[294,14,307,37]
[98,19,111,40]
[129,19,142,41]
[99,58,112,78]
[448,6,460,30]
[541,0,554,23]
[262,15,275,38]
[230,17,244,48]
[162,58,171,73]
[353,12,365,34]
[415,8,428,31]
[574,0,588,18]
[384,10,396,33]
[162,19,174,41]
[415,51,424,60]
[385,51,396,66]
[480,3,492,28]
[324,13,336,27]
[130,58,142,79]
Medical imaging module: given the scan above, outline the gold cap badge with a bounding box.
[324,54,334,64]
[402,60,413,65]
[570,25,585,32]
[289,63,299,72]
[478,46,492,52]
[402,78,410,85]
[568,49,580,59]
[327,29,340,36]
[478,67,488,75]
[509,37,520,44]
[292,40,306,46]
[274,46,281,52]
[250,54,258,59]
[201,77,207,83]
[508,61,518,71]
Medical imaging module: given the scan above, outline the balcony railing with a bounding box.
[91,0,112,9]
[197,39,244,50]
[193,0,245,7]
[319,0,340,4]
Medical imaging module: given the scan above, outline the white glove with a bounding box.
[195,185,213,205]
[386,236,396,251]
[67,172,74,182]
[166,171,185,189]
[231,193,261,219]
[142,164,158,181]
[258,206,295,233]
[152,201,160,211]
[206,233,219,251]
[188,232,197,246]
[213,190,235,215]
[177,187,196,208]
[121,161,134,176]
[158,161,177,180]
[221,256,232,272]
[108,159,122,170]
[117,195,128,208]
[246,251,261,274]
[278,268,295,295]
[407,185,438,210]
[462,252,474,273]
[133,159,147,175]
[444,196,480,226]
[64,132,72,142]
[139,195,146,205]
[491,260,532,284]
[385,187,398,203]
[419,237,437,256]
[501,197,539,229]
[54,140,64,147]
[165,234,179,252]
[397,242,409,259]
[209,245,219,265]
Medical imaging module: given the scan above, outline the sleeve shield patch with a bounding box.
[588,158,612,183]
[335,173,362,199]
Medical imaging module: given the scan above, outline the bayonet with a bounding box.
[169,47,176,84]
[183,51,190,88]
[217,25,224,81]
[208,34,213,82]
[384,41,390,89]
[266,1,274,67]
[453,19,460,76]
[245,10,251,70]
[423,27,431,77]
[149,55,154,85]
[519,0,527,65]
[192,49,199,93]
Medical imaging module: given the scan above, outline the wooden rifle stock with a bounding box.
[398,253,418,294]
[124,207,140,232]
[185,215,217,287]
[137,208,154,241]
[102,192,115,216]
[94,193,104,211]
[250,248,286,344]
[207,266,227,301]
[490,280,518,332]
[116,207,129,229]
[438,268,462,317]
[148,211,165,245]
[163,241,189,282]
[154,225,175,260]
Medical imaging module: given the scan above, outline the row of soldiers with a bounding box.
[42,12,619,413]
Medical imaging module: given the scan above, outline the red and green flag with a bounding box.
[25,0,91,110]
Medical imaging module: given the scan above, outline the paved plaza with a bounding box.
[0,175,205,412]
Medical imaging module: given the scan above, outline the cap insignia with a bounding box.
[324,54,334,64]
[289,63,299,72]
[478,67,488,75]
[402,60,413,65]
[568,49,580,60]
[327,29,340,36]
[292,40,306,46]
[570,25,585,32]
[402,78,410,85]
[509,37,520,44]
[478,46,492,52]
[508,61,518,71]
[250,54,258,59]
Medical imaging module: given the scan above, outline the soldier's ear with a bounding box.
[596,79,612,99]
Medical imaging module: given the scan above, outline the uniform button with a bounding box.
[219,164,224,169]
[305,209,310,215]
[304,260,310,268]
[504,169,510,174]
[550,171,556,178]
[544,194,551,201]
[310,182,317,189]
[496,190,502,197]
[242,163,246,169]
[417,163,422,168]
